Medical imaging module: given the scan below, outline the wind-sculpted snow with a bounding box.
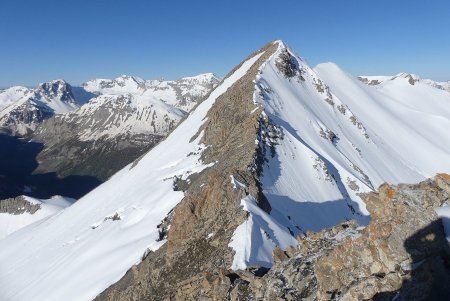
[315,63,450,179]
[229,195,297,270]
[0,52,262,301]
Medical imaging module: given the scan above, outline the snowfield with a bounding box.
[0,52,263,301]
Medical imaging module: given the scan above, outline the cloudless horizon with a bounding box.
[1,0,449,87]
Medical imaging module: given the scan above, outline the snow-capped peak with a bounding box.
[391,72,421,85]
[272,39,286,48]
[358,72,450,93]
[230,43,450,270]
[0,86,33,110]
[0,79,82,135]
[179,72,220,83]
[82,75,146,95]
[37,79,77,105]
[115,75,146,86]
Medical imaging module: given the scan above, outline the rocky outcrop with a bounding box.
[0,196,40,214]
[191,174,450,301]
[275,48,303,79]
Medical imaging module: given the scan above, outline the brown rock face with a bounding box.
[208,175,449,301]
[95,42,279,301]
[315,179,450,301]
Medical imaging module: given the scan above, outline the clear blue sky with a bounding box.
[1,0,449,87]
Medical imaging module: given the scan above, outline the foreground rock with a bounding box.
[199,174,450,301]
[95,174,450,300]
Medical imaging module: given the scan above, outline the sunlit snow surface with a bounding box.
[229,41,450,270]
[0,52,264,301]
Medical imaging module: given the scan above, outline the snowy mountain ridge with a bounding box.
[0,73,220,137]
[0,41,449,300]
[31,73,220,180]
[359,72,450,92]
[83,73,220,111]
[37,73,220,141]
[229,42,450,269]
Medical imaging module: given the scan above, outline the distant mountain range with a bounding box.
[0,73,220,196]
[358,73,450,92]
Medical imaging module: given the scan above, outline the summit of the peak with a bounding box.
[115,75,145,84]
[272,40,289,50]
[38,79,70,88]
[179,73,221,82]
[394,72,420,79]
[391,72,421,85]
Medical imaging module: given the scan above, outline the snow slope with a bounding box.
[230,41,450,269]
[316,63,450,178]
[0,196,74,240]
[0,52,263,301]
